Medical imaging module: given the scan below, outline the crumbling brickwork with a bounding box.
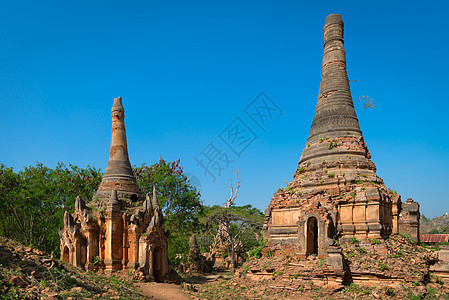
[59,98,169,281]
[263,14,420,259]
[398,198,420,242]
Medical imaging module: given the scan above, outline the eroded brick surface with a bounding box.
[59,98,169,282]
[263,14,420,263]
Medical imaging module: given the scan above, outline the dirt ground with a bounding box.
[135,282,190,300]
[135,273,232,300]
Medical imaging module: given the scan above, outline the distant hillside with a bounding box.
[421,213,449,234]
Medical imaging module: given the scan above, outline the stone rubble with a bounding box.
[0,236,144,299]
[185,236,449,299]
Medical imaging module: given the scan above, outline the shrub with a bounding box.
[317,259,326,267]
[384,286,395,297]
[349,283,360,293]
[350,236,359,244]
[370,238,381,245]
[327,141,338,149]
[378,263,389,271]
[248,239,267,259]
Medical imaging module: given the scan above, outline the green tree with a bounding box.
[0,158,201,261]
[133,157,203,262]
[438,226,449,234]
[201,171,263,268]
[53,162,103,211]
[0,163,102,254]
[200,204,264,252]
[0,164,20,239]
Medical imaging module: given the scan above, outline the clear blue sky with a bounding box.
[1,0,448,218]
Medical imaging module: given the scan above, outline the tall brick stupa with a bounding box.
[59,98,169,281]
[94,97,143,203]
[263,14,420,258]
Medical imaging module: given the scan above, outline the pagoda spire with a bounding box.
[94,97,143,203]
[263,13,420,253]
[297,14,375,173]
[103,97,134,182]
[309,14,361,139]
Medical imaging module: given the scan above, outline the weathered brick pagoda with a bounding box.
[263,14,420,259]
[59,97,169,281]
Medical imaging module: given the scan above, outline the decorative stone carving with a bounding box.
[59,98,169,281]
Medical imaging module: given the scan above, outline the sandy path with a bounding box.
[135,282,191,300]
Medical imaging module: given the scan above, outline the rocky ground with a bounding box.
[0,236,145,299]
[3,234,449,299]
[0,235,223,300]
[185,235,449,299]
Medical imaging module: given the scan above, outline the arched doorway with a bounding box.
[306,217,318,255]
[80,238,87,269]
[153,246,163,282]
[62,246,70,263]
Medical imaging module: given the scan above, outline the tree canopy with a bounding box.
[134,157,203,262]
[0,163,102,253]
[0,159,264,268]
[134,157,202,233]
[0,158,203,261]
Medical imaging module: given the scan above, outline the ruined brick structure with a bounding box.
[59,97,169,281]
[263,14,420,258]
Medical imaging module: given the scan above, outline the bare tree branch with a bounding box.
[225,169,241,208]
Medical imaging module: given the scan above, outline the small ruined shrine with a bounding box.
[59,97,169,281]
[263,14,420,258]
